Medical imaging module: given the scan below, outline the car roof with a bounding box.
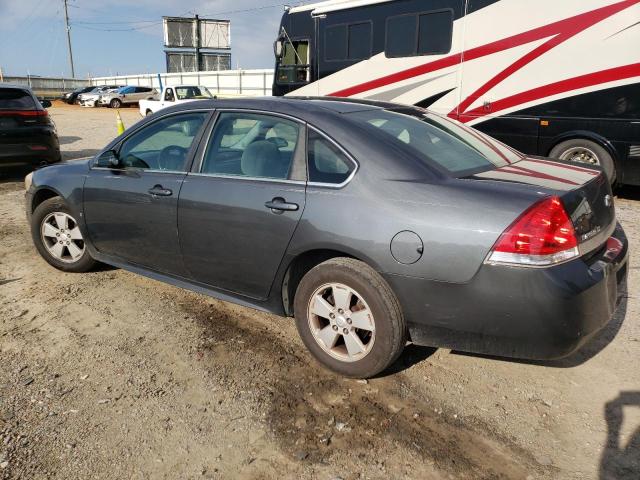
[170,96,419,119]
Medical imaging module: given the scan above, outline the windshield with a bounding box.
[346,109,522,175]
[175,86,214,100]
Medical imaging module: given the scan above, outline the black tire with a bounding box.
[549,138,616,184]
[31,196,97,273]
[294,258,406,378]
[110,98,122,109]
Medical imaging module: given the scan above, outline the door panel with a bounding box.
[178,177,305,299]
[83,170,187,275]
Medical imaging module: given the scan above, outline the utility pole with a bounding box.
[63,0,76,78]
[195,14,201,72]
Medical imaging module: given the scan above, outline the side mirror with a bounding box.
[274,39,283,58]
[97,150,122,169]
[40,99,52,109]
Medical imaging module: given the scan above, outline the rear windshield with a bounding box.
[346,109,522,175]
[0,88,36,110]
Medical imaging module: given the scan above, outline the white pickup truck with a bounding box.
[138,85,215,116]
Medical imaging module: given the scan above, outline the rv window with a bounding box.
[386,15,416,57]
[418,11,453,55]
[386,10,453,57]
[348,23,372,60]
[326,25,348,61]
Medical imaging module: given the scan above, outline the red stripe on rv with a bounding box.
[459,63,640,122]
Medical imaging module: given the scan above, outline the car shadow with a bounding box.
[600,391,640,479]
[616,185,640,201]
[376,344,437,378]
[62,149,100,161]
[0,278,22,286]
[0,167,31,185]
[59,136,82,146]
[451,288,629,368]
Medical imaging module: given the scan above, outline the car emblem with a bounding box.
[604,195,612,207]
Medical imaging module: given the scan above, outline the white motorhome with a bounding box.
[273,0,640,185]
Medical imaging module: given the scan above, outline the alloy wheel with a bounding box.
[40,212,85,263]
[307,282,376,362]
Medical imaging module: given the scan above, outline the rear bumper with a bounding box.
[385,224,629,360]
[0,143,61,167]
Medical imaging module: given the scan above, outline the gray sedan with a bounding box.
[24,98,628,378]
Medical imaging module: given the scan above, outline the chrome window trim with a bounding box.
[91,167,189,175]
[306,125,359,189]
[187,172,306,185]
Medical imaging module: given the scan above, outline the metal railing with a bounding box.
[1,76,91,97]
[91,69,275,97]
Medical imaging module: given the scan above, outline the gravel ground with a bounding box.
[0,103,638,480]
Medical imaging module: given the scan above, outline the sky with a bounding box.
[0,0,312,78]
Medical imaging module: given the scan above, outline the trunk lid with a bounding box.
[471,157,616,254]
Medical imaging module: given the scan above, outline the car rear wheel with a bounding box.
[31,196,97,273]
[550,139,616,184]
[294,258,406,378]
[110,99,122,109]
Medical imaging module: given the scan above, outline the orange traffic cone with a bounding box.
[116,110,125,135]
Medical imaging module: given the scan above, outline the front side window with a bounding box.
[113,112,207,171]
[346,109,521,175]
[386,10,453,58]
[307,130,354,184]
[164,88,175,101]
[202,112,302,180]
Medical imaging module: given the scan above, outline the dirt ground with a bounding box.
[0,104,638,480]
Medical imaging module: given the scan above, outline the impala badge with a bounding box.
[604,195,613,208]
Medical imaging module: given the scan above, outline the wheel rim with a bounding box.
[40,212,85,263]
[307,283,376,363]
[559,146,600,165]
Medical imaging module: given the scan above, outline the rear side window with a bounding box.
[307,130,354,184]
[0,89,36,110]
[346,109,521,176]
[386,10,453,57]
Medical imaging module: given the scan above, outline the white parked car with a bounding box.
[99,86,157,108]
[78,86,123,107]
[139,85,215,116]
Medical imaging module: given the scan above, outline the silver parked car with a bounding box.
[98,86,157,108]
[78,86,123,107]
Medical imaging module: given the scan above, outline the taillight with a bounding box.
[487,196,579,266]
[0,110,48,117]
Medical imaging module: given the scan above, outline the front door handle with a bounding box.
[148,185,173,197]
[265,197,299,213]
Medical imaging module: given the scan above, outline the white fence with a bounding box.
[1,76,90,97]
[91,69,274,97]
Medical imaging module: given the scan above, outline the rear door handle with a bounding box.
[148,185,173,197]
[265,197,299,212]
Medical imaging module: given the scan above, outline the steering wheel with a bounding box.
[158,145,188,171]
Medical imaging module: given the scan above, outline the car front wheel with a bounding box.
[31,196,97,273]
[294,258,406,378]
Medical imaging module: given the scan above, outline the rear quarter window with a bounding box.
[0,89,36,110]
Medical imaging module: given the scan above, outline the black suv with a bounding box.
[0,85,61,168]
